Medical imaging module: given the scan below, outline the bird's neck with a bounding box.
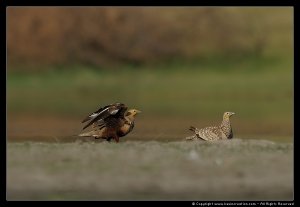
[221,117,231,128]
[220,117,232,137]
[221,116,230,124]
[126,115,135,122]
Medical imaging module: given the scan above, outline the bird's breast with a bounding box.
[118,121,134,137]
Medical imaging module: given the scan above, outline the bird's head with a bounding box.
[126,109,141,116]
[223,112,235,119]
[126,109,141,118]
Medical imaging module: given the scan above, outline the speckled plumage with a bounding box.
[186,112,235,141]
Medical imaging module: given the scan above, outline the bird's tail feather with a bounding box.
[78,131,96,137]
[189,126,198,133]
[186,135,197,141]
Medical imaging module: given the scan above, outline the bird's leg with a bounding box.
[113,134,120,143]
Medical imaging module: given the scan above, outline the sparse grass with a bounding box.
[7,56,293,141]
[7,139,293,200]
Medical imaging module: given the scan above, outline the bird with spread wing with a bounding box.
[78,102,141,142]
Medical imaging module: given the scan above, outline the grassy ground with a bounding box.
[7,56,293,142]
[7,139,293,201]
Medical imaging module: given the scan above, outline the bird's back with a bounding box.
[194,126,224,141]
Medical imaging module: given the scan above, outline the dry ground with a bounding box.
[7,139,293,201]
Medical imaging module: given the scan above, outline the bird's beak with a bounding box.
[231,112,235,116]
[136,110,142,114]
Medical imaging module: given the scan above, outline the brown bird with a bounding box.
[79,103,141,142]
[186,112,235,141]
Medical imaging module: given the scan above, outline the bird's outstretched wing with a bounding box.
[81,102,127,130]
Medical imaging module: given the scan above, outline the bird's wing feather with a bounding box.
[196,126,220,141]
[81,105,110,123]
[82,103,127,130]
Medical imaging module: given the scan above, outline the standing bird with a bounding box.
[79,103,141,142]
[186,112,235,141]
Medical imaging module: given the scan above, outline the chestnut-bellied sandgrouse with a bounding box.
[79,102,141,142]
[186,112,235,141]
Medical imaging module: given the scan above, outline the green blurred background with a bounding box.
[7,7,293,142]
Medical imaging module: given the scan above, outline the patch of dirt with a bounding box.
[7,140,293,200]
